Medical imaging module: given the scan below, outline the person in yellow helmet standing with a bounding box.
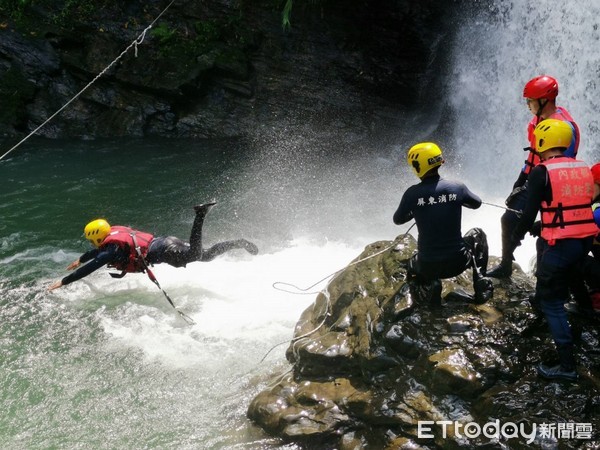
[510,119,597,381]
[488,75,581,278]
[393,142,494,306]
[48,202,258,290]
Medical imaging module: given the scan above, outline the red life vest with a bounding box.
[524,107,579,174]
[101,225,154,273]
[540,158,597,245]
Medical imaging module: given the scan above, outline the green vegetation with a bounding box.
[0,0,256,81]
[150,16,253,68]
[282,0,293,30]
[281,0,324,30]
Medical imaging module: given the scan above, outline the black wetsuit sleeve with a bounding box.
[61,244,121,285]
[513,165,548,241]
[462,185,482,209]
[512,171,529,190]
[393,191,414,225]
[79,248,100,264]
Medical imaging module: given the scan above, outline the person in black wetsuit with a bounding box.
[48,201,258,290]
[393,142,493,306]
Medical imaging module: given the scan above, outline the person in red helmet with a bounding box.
[488,75,581,278]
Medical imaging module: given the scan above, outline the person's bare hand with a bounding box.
[67,259,81,270]
[48,281,63,291]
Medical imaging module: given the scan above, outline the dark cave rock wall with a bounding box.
[0,0,466,140]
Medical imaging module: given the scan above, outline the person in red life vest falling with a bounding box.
[48,202,258,290]
[510,119,597,381]
[488,75,581,278]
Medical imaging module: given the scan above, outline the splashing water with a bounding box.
[1,2,598,447]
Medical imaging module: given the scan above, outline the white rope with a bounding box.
[259,290,332,364]
[482,201,523,217]
[259,223,416,364]
[0,0,176,162]
[272,242,397,295]
[272,222,416,295]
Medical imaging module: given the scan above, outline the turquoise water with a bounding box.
[2,0,600,447]
[0,137,399,449]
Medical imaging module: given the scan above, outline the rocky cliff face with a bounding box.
[248,234,600,449]
[0,0,462,141]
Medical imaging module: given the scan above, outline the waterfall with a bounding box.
[448,0,600,192]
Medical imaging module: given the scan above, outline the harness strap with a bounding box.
[130,232,195,325]
[130,232,145,268]
[541,202,593,212]
[541,202,595,229]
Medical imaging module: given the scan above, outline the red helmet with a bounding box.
[523,75,558,100]
[591,163,600,184]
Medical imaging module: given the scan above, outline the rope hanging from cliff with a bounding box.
[0,0,176,162]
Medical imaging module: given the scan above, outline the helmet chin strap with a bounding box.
[535,98,548,123]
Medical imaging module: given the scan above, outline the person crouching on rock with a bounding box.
[48,201,258,290]
[393,142,494,307]
[510,120,598,382]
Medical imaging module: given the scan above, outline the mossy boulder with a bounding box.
[248,234,600,448]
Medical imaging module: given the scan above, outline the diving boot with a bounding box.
[537,344,578,382]
[194,200,217,216]
[487,261,512,278]
[536,364,578,382]
[527,294,543,316]
[238,239,259,255]
[473,277,494,304]
[564,301,596,317]
[425,279,442,308]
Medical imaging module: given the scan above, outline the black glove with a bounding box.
[529,221,542,238]
[505,184,527,207]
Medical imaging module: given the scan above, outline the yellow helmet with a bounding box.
[407,142,444,178]
[84,219,111,247]
[533,119,573,153]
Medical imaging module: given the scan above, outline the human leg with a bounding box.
[534,239,586,381]
[146,236,190,268]
[464,227,489,277]
[188,201,217,260]
[488,189,528,278]
[190,201,259,262]
[536,296,578,381]
[464,229,494,303]
[407,255,442,307]
[200,239,258,261]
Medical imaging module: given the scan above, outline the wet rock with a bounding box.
[427,348,484,398]
[248,234,600,448]
[1,0,464,140]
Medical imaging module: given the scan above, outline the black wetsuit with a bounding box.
[393,174,485,280]
[61,211,255,286]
